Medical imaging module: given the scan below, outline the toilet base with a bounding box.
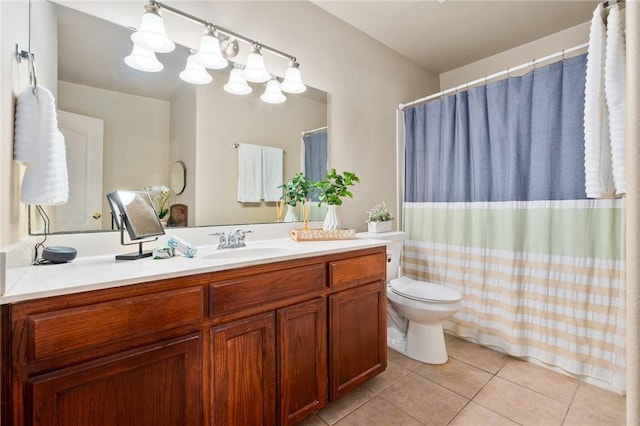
[405,321,448,364]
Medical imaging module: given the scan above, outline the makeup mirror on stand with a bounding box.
[106,190,165,260]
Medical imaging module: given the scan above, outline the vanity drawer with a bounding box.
[26,286,204,362]
[210,263,325,315]
[329,252,385,289]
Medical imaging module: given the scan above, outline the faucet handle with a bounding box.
[234,229,252,246]
[208,232,227,247]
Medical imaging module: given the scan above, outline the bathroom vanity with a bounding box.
[0,241,387,425]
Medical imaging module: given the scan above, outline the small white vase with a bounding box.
[323,205,341,231]
[284,205,298,222]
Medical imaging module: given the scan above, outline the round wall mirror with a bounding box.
[170,161,186,195]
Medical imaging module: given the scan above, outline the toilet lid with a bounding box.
[390,276,462,303]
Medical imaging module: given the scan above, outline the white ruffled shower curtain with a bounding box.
[403,53,626,390]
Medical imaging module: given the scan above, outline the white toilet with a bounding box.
[360,231,462,364]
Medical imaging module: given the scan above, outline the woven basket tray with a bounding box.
[290,228,356,241]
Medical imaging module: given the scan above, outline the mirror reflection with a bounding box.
[30,2,328,235]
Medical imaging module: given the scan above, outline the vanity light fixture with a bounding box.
[126,0,306,104]
[124,44,164,72]
[179,53,213,85]
[260,78,287,104]
[131,3,175,53]
[224,65,252,95]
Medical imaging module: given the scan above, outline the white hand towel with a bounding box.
[605,3,626,195]
[261,146,284,202]
[583,3,613,199]
[236,143,262,202]
[14,85,69,205]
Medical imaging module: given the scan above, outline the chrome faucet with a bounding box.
[209,229,252,249]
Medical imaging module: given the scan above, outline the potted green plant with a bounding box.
[312,169,360,230]
[278,172,311,223]
[366,202,394,233]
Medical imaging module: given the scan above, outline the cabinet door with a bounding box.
[277,298,327,425]
[329,281,386,400]
[27,334,201,426]
[211,313,276,425]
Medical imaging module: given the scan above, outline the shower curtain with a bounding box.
[403,53,626,389]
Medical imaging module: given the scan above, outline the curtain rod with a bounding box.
[301,126,328,137]
[399,42,589,111]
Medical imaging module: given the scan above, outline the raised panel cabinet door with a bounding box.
[329,282,387,400]
[27,333,202,426]
[211,312,276,426]
[277,298,327,425]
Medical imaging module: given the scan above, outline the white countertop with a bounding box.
[1,237,387,304]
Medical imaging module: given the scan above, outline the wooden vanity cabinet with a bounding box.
[1,246,386,426]
[328,253,387,400]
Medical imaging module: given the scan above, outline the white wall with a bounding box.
[439,22,590,89]
[57,81,171,228]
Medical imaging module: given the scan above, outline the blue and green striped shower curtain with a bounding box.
[403,54,625,389]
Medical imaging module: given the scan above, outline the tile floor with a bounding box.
[299,334,626,426]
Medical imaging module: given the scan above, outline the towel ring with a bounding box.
[15,44,37,95]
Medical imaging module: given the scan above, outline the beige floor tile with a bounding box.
[414,357,493,399]
[449,401,519,426]
[571,383,626,425]
[334,396,422,426]
[474,376,568,426]
[387,348,422,371]
[296,414,329,426]
[316,386,375,425]
[498,358,579,404]
[563,406,623,426]
[363,359,411,395]
[445,334,510,374]
[379,371,468,424]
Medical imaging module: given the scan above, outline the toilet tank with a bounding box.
[356,231,406,282]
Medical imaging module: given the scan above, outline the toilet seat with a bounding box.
[390,276,462,304]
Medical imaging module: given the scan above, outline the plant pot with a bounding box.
[323,205,341,231]
[367,220,392,233]
[283,205,298,222]
[159,218,168,228]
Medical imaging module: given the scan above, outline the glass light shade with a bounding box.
[281,64,307,94]
[243,50,271,83]
[124,44,163,72]
[179,55,213,85]
[193,29,228,69]
[131,6,175,53]
[224,68,252,95]
[260,79,286,104]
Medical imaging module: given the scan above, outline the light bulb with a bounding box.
[131,4,175,53]
[243,45,271,83]
[124,44,163,72]
[193,27,228,70]
[261,79,286,104]
[179,54,213,85]
[224,67,252,95]
[281,61,307,94]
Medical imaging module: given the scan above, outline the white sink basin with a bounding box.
[202,246,294,260]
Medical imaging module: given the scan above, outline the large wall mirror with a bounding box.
[29,1,328,235]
